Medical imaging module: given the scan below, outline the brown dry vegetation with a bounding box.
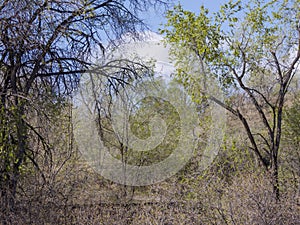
[1,0,300,224]
[1,92,299,225]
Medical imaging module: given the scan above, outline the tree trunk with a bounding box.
[0,97,27,216]
[272,155,280,200]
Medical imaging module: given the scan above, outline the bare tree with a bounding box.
[0,0,170,214]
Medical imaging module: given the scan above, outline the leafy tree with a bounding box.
[0,0,170,211]
[161,0,300,199]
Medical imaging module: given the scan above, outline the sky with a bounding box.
[178,0,226,13]
[122,1,229,78]
[146,0,227,32]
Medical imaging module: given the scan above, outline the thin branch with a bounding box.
[203,90,268,169]
[253,133,271,151]
[271,51,283,84]
[228,64,274,143]
[247,87,275,110]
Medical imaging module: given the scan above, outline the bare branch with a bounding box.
[271,51,283,84]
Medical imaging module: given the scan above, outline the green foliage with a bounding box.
[281,95,300,179]
[96,79,183,166]
[161,4,221,60]
[161,0,300,91]
[161,0,300,201]
[0,104,28,180]
[127,94,180,166]
[284,99,300,143]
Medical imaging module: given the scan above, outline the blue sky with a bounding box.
[178,0,226,13]
[146,0,227,31]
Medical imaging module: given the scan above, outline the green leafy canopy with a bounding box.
[160,0,300,90]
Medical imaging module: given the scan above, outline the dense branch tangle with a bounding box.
[0,0,169,213]
[0,0,153,96]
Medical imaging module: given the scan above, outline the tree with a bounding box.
[0,0,170,213]
[282,94,300,183]
[161,0,300,199]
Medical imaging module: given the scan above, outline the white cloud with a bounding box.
[113,31,174,77]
